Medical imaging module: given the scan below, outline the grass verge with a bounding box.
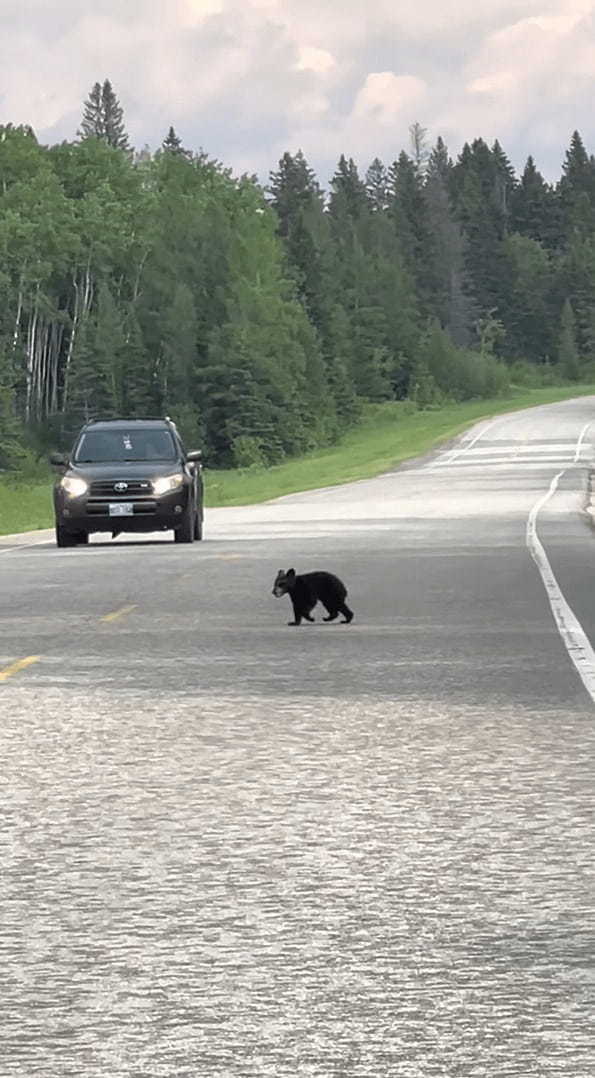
[1,383,595,534]
[0,480,55,537]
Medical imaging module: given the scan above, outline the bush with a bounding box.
[507,359,562,388]
[408,359,443,409]
[420,323,511,401]
[231,435,266,469]
[578,358,595,383]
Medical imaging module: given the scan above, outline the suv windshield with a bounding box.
[74,429,177,463]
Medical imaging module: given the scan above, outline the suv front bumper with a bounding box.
[55,488,192,533]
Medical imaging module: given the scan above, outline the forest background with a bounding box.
[2,79,595,478]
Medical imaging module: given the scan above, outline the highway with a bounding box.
[1,396,595,1076]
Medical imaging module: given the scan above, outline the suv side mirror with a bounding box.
[50,451,68,466]
[186,450,202,463]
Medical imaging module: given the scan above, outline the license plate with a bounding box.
[109,502,134,516]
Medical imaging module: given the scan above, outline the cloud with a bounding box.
[1,0,595,185]
[432,3,595,162]
[294,46,337,76]
[352,74,427,126]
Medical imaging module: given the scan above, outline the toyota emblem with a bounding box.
[114,482,128,492]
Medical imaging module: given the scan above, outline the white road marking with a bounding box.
[574,420,592,462]
[434,442,579,457]
[429,417,502,467]
[0,537,49,555]
[526,422,595,705]
[429,456,577,470]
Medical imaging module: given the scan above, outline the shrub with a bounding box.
[420,323,510,401]
[231,435,266,469]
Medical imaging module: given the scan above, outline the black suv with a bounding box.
[51,417,204,547]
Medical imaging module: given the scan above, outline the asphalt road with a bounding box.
[1,397,595,1077]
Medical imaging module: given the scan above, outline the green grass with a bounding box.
[0,479,55,537]
[2,383,595,535]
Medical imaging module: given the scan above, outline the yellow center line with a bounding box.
[100,604,138,623]
[0,656,41,682]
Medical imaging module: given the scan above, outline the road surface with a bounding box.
[1,396,594,1076]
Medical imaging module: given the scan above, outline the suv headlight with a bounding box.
[153,473,184,496]
[60,476,88,498]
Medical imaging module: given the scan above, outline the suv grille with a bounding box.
[89,479,153,498]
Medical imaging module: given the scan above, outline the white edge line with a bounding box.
[527,464,595,706]
[430,403,590,472]
[574,419,592,463]
[431,418,500,467]
[429,413,520,469]
[0,537,50,555]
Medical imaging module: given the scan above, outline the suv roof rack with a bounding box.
[83,416,176,426]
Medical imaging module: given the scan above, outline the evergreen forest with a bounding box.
[2,79,595,472]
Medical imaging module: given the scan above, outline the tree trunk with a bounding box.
[63,261,93,410]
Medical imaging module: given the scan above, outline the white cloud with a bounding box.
[1,1,595,183]
[294,46,337,75]
[435,3,595,160]
[352,74,427,125]
[178,0,225,25]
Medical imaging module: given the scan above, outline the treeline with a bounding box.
[1,81,595,471]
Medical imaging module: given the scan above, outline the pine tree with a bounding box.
[502,233,553,361]
[268,150,322,237]
[561,131,591,191]
[365,158,389,212]
[268,151,328,330]
[450,139,511,327]
[163,126,182,153]
[558,130,595,239]
[121,310,155,414]
[69,283,124,417]
[328,155,368,222]
[491,139,516,230]
[162,126,191,158]
[160,283,198,409]
[426,136,452,186]
[79,83,104,141]
[558,298,580,378]
[511,156,559,249]
[424,154,474,345]
[101,80,129,151]
[78,79,129,151]
[556,232,595,355]
[388,150,437,316]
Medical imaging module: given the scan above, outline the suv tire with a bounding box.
[193,511,203,541]
[174,505,194,543]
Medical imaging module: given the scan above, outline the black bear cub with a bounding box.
[272,568,354,626]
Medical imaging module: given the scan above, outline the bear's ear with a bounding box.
[287,568,296,577]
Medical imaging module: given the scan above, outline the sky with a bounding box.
[1,0,595,187]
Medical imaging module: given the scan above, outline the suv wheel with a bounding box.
[174,505,194,543]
